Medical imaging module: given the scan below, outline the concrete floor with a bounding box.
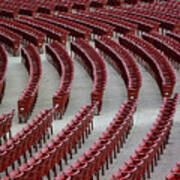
[1,39,180,180]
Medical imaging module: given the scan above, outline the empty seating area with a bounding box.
[0,0,179,180]
[7,104,97,180]
[71,38,107,115]
[142,31,180,69]
[166,32,180,44]
[0,18,45,51]
[45,41,74,119]
[36,14,92,41]
[95,36,142,100]
[113,7,179,32]
[58,12,115,38]
[18,44,42,123]
[75,11,137,35]
[16,16,69,46]
[0,26,21,56]
[0,108,55,176]
[111,93,179,180]
[56,99,137,180]
[95,8,160,33]
[119,34,176,98]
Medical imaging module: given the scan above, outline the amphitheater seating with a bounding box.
[119,34,176,98]
[133,2,180,18]
[0,110,15,145]
[75,11,137,35]
[35,1,56,15]
[166,32,180,44]
[107,0,121,6]
[0,1,179,180]
[90,0,108,8]
[0,1,37,17]
[95,9,160,33]
[0,0,72,16]
[55,100,137,180]
[71,38,107,115]
[35,0,73,14]
[133,6,179,18]
[16,4,37,16]
[0,108,55,175]
[45,41,74,119]
[0,18,45,51]
[6,104,97,180]
[36,14,92,41]
[142,31,180,69]
[113,7,178,32]
[110,93,179,180]
[58,12,115,38]
[13,0,56,15]
[68,0,90,11]
[16,16,69,46]
[0,45,8,103]
[0,26,21,56]
[0,6,18,19]
[51,1,73,12]
[18,44,42,123]
[95,36,142,100]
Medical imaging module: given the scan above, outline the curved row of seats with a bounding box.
[119,34,176,98]
[36,14,92,41]
[18,44,42,123]
[26,0,56,15]
[134,2,180,18]
[0,5,18,19]
[113,7,178,32]
[68,0,108,10]
[129,4,180,18]
[0,110,15,145]
[0,0,118,18]
[166,160,180,180]
[94,36,142,100]
[0,45,8,104]
[5,103,97,180]
[55,99,137,180]
[71,38,107,115]
[0,107,55,175]
[75,11,137,35]
[37,0,73,13]
[58,12,115,38]
[166,32,180,44]
[110,94,179,180]
[0,26,21,56]
[94,8,160,33]
[67,0,90,11]
[16,16,69,46]
[45,41,74,119]
[90,0,108,8]
[142,31,180,69]
[0,1,37,17]
[0,18,45,51]
[0,0,72,16]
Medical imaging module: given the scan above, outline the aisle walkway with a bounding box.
[100,64,162,180]
[151,69,180,180]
